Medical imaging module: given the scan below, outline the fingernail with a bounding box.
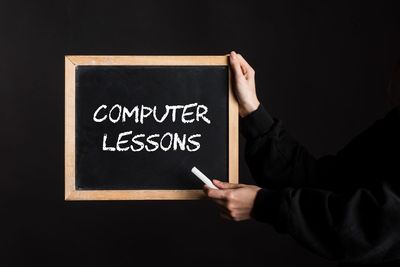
[231,51,236,60]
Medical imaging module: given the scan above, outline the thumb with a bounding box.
[229,51,244,80]
[213,179,241,189]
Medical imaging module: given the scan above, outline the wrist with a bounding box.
[240,100,260,118]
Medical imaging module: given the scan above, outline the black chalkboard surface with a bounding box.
[65,56,238,200]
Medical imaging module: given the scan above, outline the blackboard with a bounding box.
[65,56,238,200]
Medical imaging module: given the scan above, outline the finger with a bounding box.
[203,184,213,190]
[210,200,230,214]
[220,212,232,220]
[208,197,230,213]
[203,184,216,197]
[229,51,245,78]
[217,206,230,214]
[237,54,255,79]
[240,63,247,76]
[203,185,215,197]
[203,184,210,194]
[204,187,226,200]
[213,179,242,189]
[237,54,253,73]
[213,199,229,211]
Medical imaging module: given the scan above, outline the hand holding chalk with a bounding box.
[191,166,219,190]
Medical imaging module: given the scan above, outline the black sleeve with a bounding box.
[240,104,398,191]
[243,105,400,263]
[240,104,321,189]
[251,183,400,263]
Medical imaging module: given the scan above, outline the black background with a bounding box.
[1,1,400,266]
[75,66,228,190]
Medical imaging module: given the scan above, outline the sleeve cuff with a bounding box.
[251,188,292,233]
[240,104,274,139]
[251,188,282,224]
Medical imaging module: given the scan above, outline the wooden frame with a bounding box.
[65,55,238,200]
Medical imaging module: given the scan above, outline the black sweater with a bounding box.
[240,104,400,265]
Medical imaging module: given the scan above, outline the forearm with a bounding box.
[241,104,320,189]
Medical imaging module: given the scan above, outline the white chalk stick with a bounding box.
[191,166,219,190]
